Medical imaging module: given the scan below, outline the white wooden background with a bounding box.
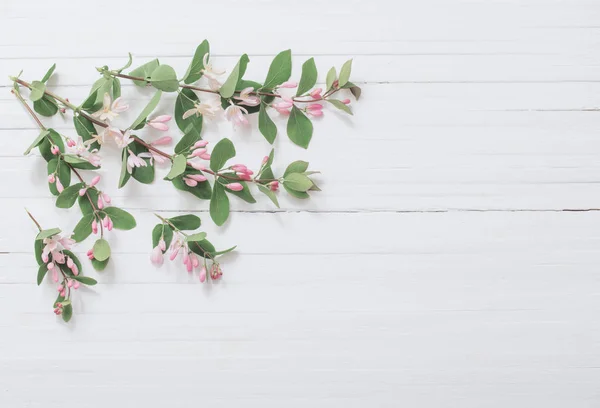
[1,0,599,406]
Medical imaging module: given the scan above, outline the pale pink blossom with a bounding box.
[232,164,248,172]
[102,193,111,204]
[48,174,56,183]
[113,129,134,149]
[51,145,60,155]
[269,180,280,192]
[90,175,101,187]
[71,136,102,167]
[341,99,351,105]
[272,99,293,115]
[191,148,207,158]
[278,81,298,89]
[92,93,128,122]
[92,219,98,234]
[307,110,323,117]
[193,140,209,149]
[189,161,206,171]
[233,87,260,107]
[158,238,166,252]
[226,183,244,192]
[307,103,323,111]
[182,100,221,120]
[87,249,95,260]
[310,88,322,99]
[200,54,225,90]
[97,195,104,209]
[126,149,148,174]
[151,136,173,146]
[55,178,64,193]
[224,102,249,127]
[86,151,102,167]
[151,246,164,265]
[147,115,171,131]
[73,280,80,289]
[191,254,200,268]
[199,267,207,283]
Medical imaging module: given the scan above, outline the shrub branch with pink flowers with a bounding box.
[11,40,360,322]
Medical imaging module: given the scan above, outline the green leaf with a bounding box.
[118,148,131,188]
[186,232,207,242]
[150,65,179,92]
[284,184,310,199]
[37,264,48,285]
[219,54,249,98]
[130,90,162,130]
[39,129,65,162]
[338,59,353,88]
[72,213,95,242]
[73,114,99,151]
[183,40,210,84]
[166,154,187,180]
[41,63,56,83]
[81,78,113,112]
[93,238,111,261]
[287,106,313,149]
[258,104,277,144]
[219,179,256,203]
[327,99,353,115]
[210,182,230,226]
[91,257,109,271]
[78,188,98,215]
[72,275,98,286]
[210,138,236,171]
[189,239,216,258]
[112,77,122,99]
[34,95,58,117]
[265,148,275,168]
[61,304,73,322]
[63,154,99,169]
[103,207,136,230]
[264,49,292,90]
[171,173,212,200]
[129,59,159,86]
[168,214,201,230]
[258,184,280,208]
[343,81,362,100]
[326,67,337,90]
[47,158,71,196]
[116,53,133,73]
[29,80,46,102]
[283,173,313,192]
[34,240,44,265]
[213,245,237,257]
[174,88,202,142]
[297,58,317,96]
[56,182,85,208]
[152,223,173,251]
[35,228,61,241]
[284,160,309,177]
[24,129,49,155]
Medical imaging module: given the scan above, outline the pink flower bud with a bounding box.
[193,140,209,148]
[92,219,98,234]
[333,79,339,88]
[90,175,101,186]
[310,88,323,98]
[189,161,206,171]
[60,289,66,297]
[42,253,49,263]
[153,115,172,123]
[48,174,56,183]
[226,183,244,192]
[279,81,298,89]
[73,280,80,289]
[191,254,199,268]
[341,98,351,105]
[199,267,206,283]
[87,249,95,260]
[51,145,60,155]
[199,153,211,161]
[67,279,73,288]
[102,216,109,228]
[71,264,79,276]
[47,262,55,270]
[262,156,269,165]
[210,264,222,280]
[185,258,193,273]
[66,138,76,147]
[169,247,180,261]
[184,177,198,187]
[191,148,207,158]
[307,103,323,111]
[232,164,248,172]
[57,285,64,292]
[272,101,293,110]
[148,122,169,131]
[56,178,64,193]
[152,136,173,146]
[187,174,208,182]
[107,217,113,231]
[97,196,104,209]
[66,257,74,268]
[102,193,111,204]
[52,269,58,282]
[150,246,164,265]
[79,188,87,196]
[237,173,252,181]
[308,109,324,117]
[159,238,166,251]
[269,180,280,192]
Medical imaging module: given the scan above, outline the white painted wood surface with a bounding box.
[1,0,599,406]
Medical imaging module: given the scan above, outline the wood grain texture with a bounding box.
[0,0,599,406]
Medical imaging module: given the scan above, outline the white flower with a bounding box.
[42,234,75,264]
[233,87,260,107]
[182,100,221,120]
[201,54,225,91]
[113,129,134,149]
[224,101,249,127]
[71,136,102,167]
[92,93,128,122]
[126,149,148,174]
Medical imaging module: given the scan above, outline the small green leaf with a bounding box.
[56,182,85,208]
[78,188,98,215]
[284,184,310,199]
[284,160,309,177]
[129,142,155,184]
[47,158,71,196]
[34,240,44,265]
[93,238,111,262]
[168,214,201,230]
[29,80,46,102]
[35,228,61,241]
[338,59,352,88]
[72,213,95,242]
[283,173,313,191]
[287,106,313,149]
[73,114,99,151]
[175,130,202,155]
[118,148,131,189]
[210,138,236,172]
[264,49,292,90]
[41,64,56,83]
[72,275,98,286]
[258,104,277,144]
[183,40,210,84]
[171,173,212,200]
[174,88,202,142]
[326,67,337,90]
[189,239,216,258]
[186,232,207,242]
[152,223,173,251]
[129,59,159,86]
[166,154,187,180]
[297,58,317,96]
[34,96,58,117]
[130,90,162,130]
[210,182,230,226]
[219,54,249,98]
[102,207,136,230]
[327,99,353,115]
[150,65,179,92]
[91,257,109,271]
[24,129,49,155]
[213,245,237,257]
[63,155,99,169]
[112,77,122,99]
[37,264,48,285]
[61,304,73,322]
[343,81,362,100]
[258,184,280,208]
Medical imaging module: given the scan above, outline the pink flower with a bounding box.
[278,81,298,89]
[112,129,134,149]
[51,145,60,155]
[97,195,104,209]
[187,174,208,182]
[272,98,294,115]
[182,101,221,120]
[307,103,323,111]
[226,183,244,192]
[158,238,166,251]
[233,87,260,107]
[86,151,102,167]
[48,174,56,183]
[191,148,207,158]
[151,246,164,265]
[262,156,269,165]
[193,140,209,149]
[341,99,351,105]
[183,177,198,187]
[92,218,98,234]
[55,178,64,193]
[147,115,171,131]
[200,54,225,91]
[66,138,76,147]
[269,180,279,192]
[308,110,323,117]
[310,88,322,99]
[73,280,80,289]
[224,102,249,127]
[92,93,129,122]
[87,249,95,260]
[151,136,173,146]
[237,173,252,181]
[199,267,207,283]
[210,264,222,280]
[189,161,206,171]
[232,164,248,172]
[126,149,148,174]
[191,254,199,268]
[90,175,101,187]
[79,188,87,196]
[102,193,111,204]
